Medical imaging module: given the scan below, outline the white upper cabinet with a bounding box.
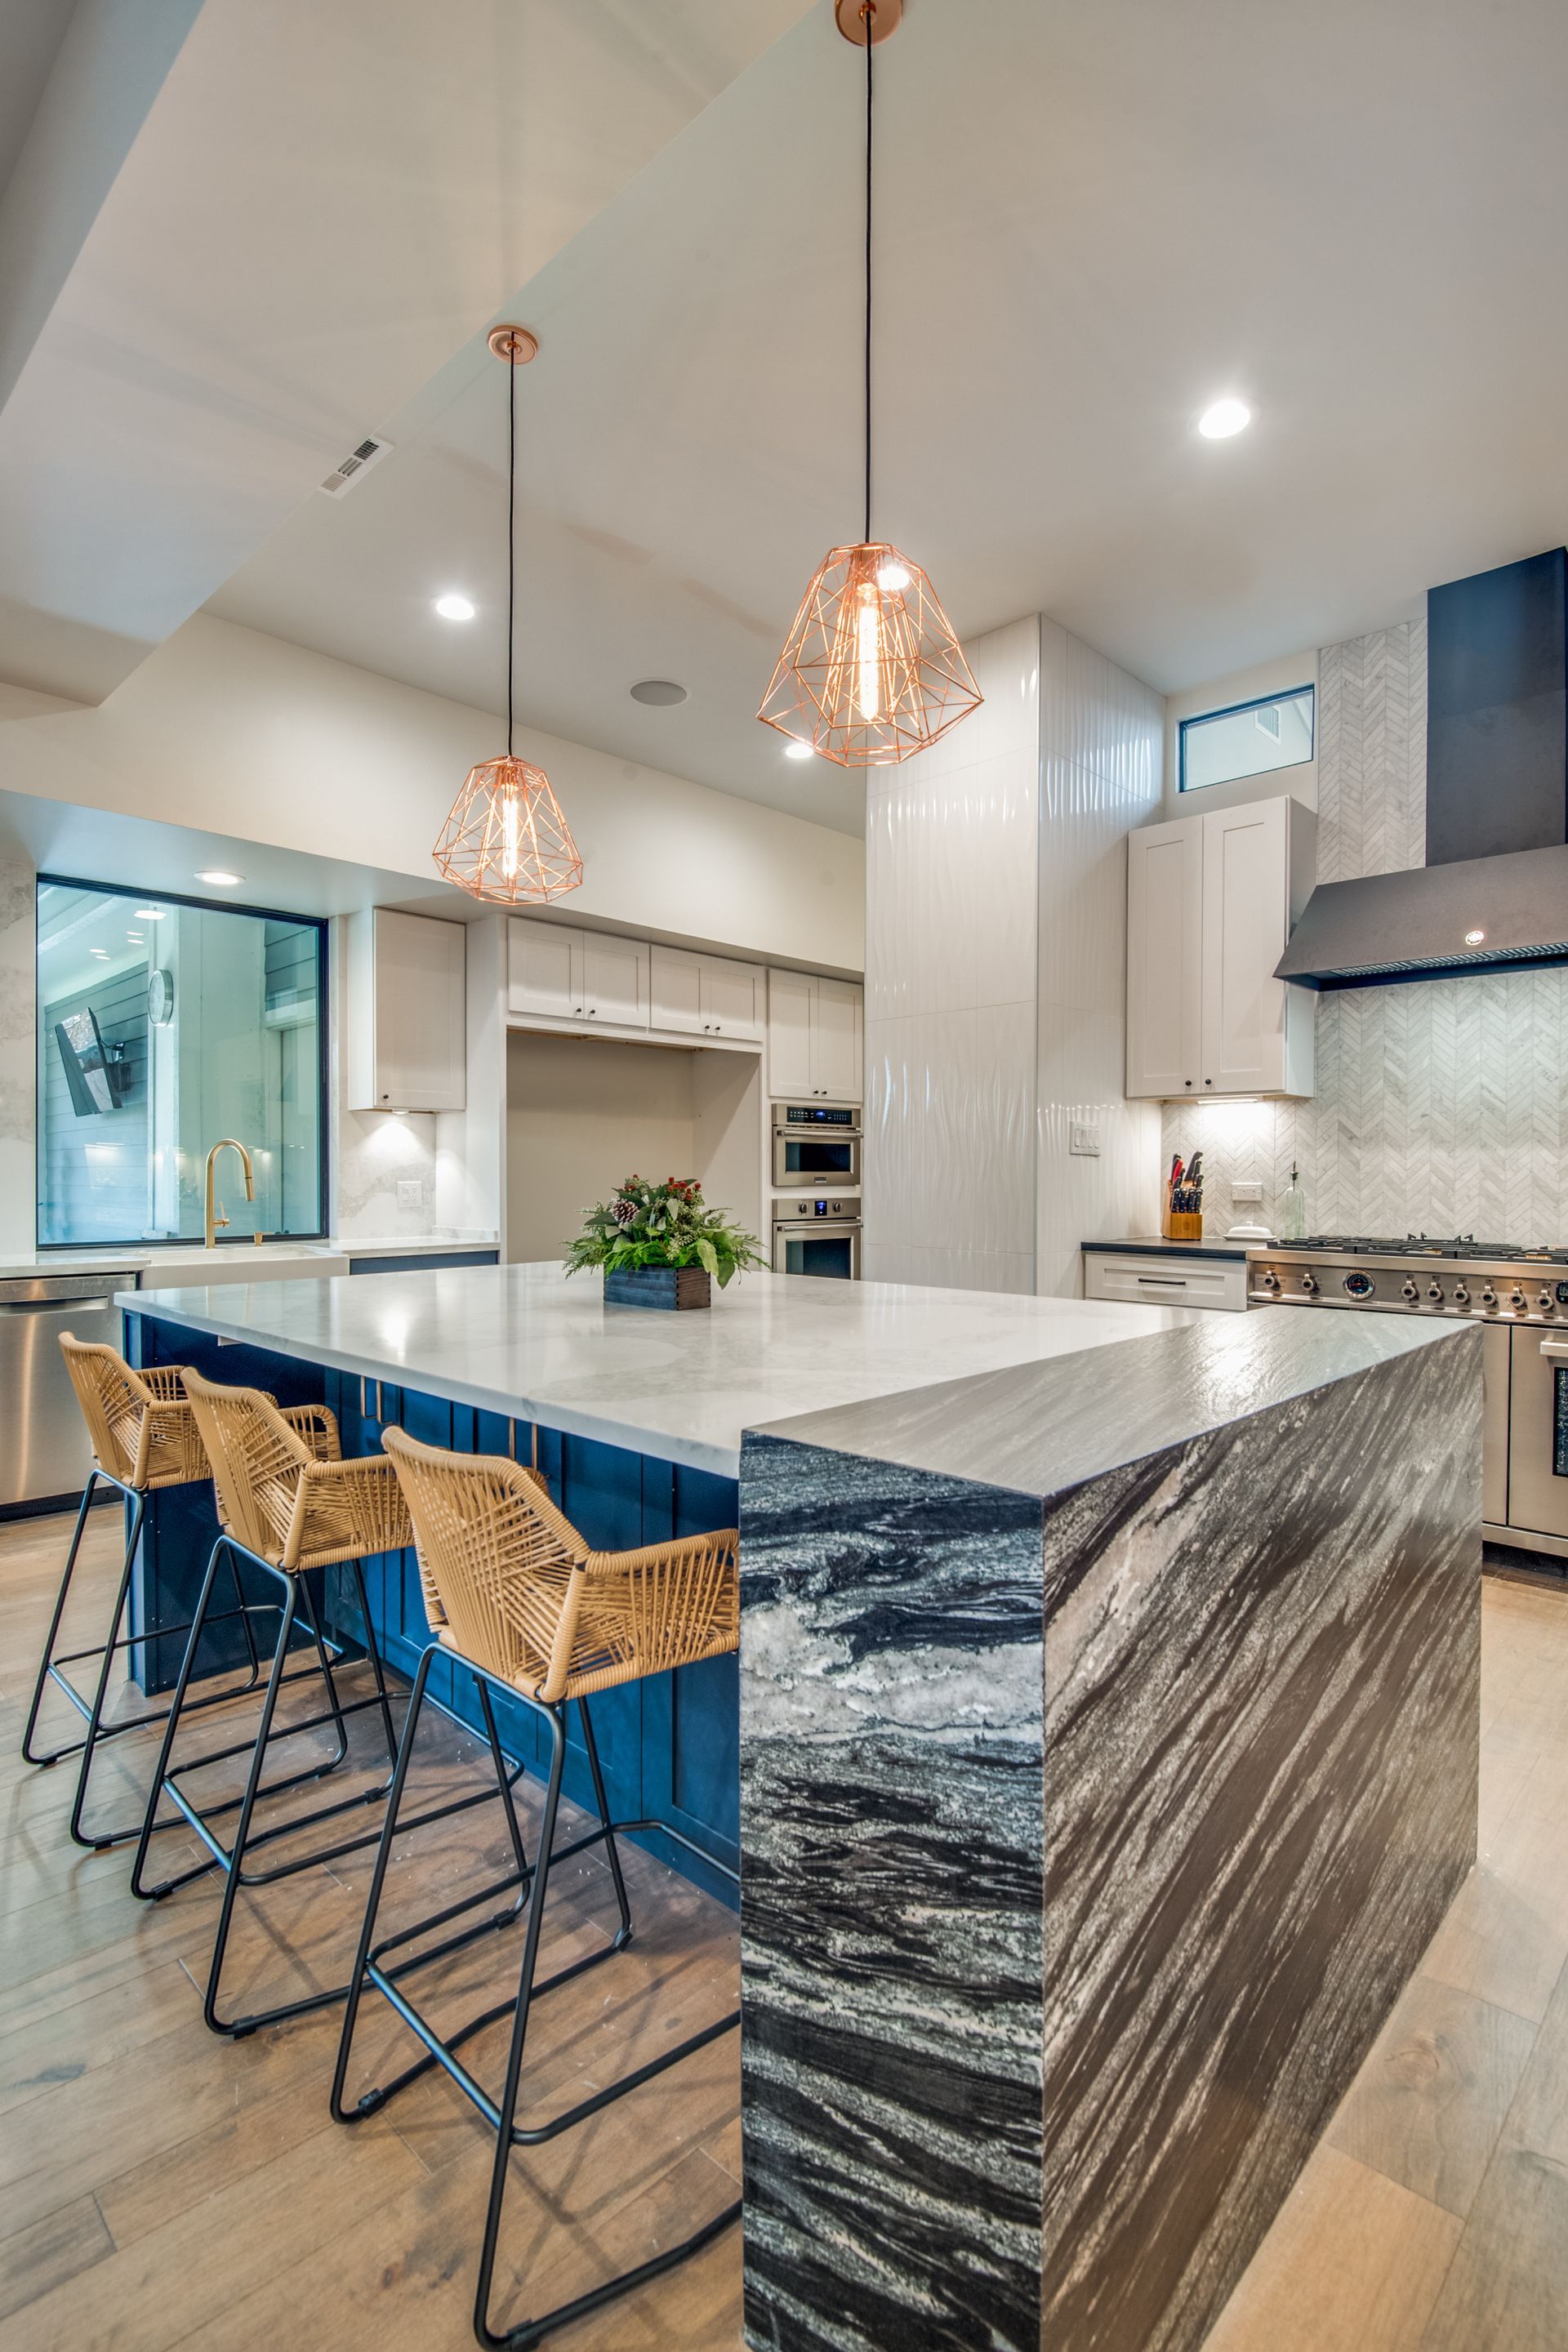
[507,920,578,1020]
[1126,795,1316,1099]
[699,956,765,1042]
[768,969,863,1102]
[580,932,649,1029]
[649,945,703,1035]
[1127,820,1204,1099]
[348,909,466,1112]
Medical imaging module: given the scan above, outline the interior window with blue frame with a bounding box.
[1179,686,1314,791]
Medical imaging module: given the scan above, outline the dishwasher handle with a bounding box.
[0,1295,114,1316]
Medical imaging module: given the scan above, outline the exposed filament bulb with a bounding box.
[501,790,520,878]
[855,583,882,721]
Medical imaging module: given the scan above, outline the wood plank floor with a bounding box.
[2,1510,1565,2349]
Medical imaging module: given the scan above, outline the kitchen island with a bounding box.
[118,1265,1481,2352]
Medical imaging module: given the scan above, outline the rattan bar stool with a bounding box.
[128,1369,510,2040]
[330,1427,742,2352]
[21,1336,283,1850]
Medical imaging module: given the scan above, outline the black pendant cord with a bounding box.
[506,342,516,757]
[863,7,873,547]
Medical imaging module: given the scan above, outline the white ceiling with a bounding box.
[205,0,1568,838]
[0,0,76,207]
[0,0,814,704]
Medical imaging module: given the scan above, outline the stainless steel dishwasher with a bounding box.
[0,1269,142,1510]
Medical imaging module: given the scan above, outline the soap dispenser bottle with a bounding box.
[1280,1162,1307,1242]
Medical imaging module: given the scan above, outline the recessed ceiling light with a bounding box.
[197,870,243,888]
[629,679,688,707]
[1198,398,1252,439]
[134,907,166,920]
[1465,928,1486,946]
[783,741,817,761]
[434,592,476,621]
[90,947,108,958]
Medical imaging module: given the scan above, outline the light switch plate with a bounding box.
[1069,1120,1101,1157]
[1232,1180,1264,1204]
[396,1178,422,1208]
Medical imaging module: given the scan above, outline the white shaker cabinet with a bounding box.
[507,922,648,1031]
[767,969,862,1101]
[347,908,466,1111]
[649,947,765,1041]
[1126,795,1315,1100]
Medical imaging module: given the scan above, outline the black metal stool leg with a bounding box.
[477,1682,531,1888]
[576,1695,632,1949]
[294,1570,351,1768]
[20,1472,100,1765]
[474,1706,568,2351]
[331,1643,435,2123]
[350,1556,400,1768]
[203,1581,300,2036]
[65,1489,145,1848]
[130,1536,229,1900]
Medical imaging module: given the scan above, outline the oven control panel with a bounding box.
[1250,1253,1568,1321]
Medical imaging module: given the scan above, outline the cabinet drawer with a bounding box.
[1083,1252,1250,1312]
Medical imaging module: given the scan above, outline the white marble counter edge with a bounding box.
[115,1289,745,1480]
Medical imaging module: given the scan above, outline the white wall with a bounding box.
[505,1030,699,1265]
[864,612,1165,1297]
[1162,648,1320,822]
[1037,622,1165,1295]
[0,612,866,973]
[863,617,1042,1295]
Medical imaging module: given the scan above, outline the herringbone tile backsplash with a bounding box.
[1165,618,1568,1245]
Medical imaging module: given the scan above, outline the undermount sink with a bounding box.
[133,1246,350,1290]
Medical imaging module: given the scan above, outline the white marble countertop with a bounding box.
[117,1262,1191,1480]
[0,1233,497,1285]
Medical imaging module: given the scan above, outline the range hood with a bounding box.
[1276,547,1568,988]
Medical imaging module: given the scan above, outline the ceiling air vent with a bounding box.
[318,436,394,497]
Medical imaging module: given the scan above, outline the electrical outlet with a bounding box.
[1069,1120,1101,1157]
[396,1178,422,1209]
[1232,1180,1263,1205]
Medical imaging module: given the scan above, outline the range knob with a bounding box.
[1401,1278,1419,1301]
[1298,1272,1317,1295]
[1453,1283,1471,1307]
[1481,1284,1498,1309]
[1509,1287,1526,1309]
[1539,1290,1555,1314]
[1260,1267,1281,1293]
[1426,1281,1444,1303]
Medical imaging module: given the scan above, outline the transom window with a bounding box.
[1179,686,1314,792]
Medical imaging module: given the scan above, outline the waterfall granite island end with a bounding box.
[115,1265,1481,2352]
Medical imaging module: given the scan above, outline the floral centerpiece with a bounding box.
[565,1174,765,1310]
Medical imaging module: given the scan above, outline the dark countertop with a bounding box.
[753,1307,1476,1499]
[1081,1236,1257,1261]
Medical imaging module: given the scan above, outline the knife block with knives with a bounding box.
[1163,1151,1204,1241]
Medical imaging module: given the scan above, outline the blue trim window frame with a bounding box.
[35,871,331,1250]
[1178,684,1315,793]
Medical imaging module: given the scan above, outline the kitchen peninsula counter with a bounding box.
[118,1267,1482,2352]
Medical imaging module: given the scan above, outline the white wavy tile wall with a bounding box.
[1163,615,1568,1244]
[863,613,1164,1296]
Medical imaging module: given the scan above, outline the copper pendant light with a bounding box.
[433,327,584,904]
[759,0,979,768]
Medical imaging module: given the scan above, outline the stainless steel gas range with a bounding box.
[1250,1236,1568,1557]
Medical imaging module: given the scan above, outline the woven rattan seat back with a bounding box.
[58,1336,208,1490]
[183,1370,315,1563]
[382,1426,740,1704]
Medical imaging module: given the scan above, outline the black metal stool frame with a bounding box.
[130,1530,531,2040]
[20,1464,287,1849]
[330,1638,742,2352]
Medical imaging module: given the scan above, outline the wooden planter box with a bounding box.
[604,1264,712,1312]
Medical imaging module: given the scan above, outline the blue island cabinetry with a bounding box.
[122,1307,739,1902]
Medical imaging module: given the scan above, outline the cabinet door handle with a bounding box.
[1541,1339,1568,1360]
[1137,1276,1188,1287]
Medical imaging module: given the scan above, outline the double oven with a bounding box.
[770,1102,861,1279]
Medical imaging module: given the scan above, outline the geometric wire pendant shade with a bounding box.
[757,3,980,772]
[757,537,982,768]
[432,323,584,905]
[432,754,584,903]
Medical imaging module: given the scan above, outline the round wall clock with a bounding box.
[148,968,175,1025]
